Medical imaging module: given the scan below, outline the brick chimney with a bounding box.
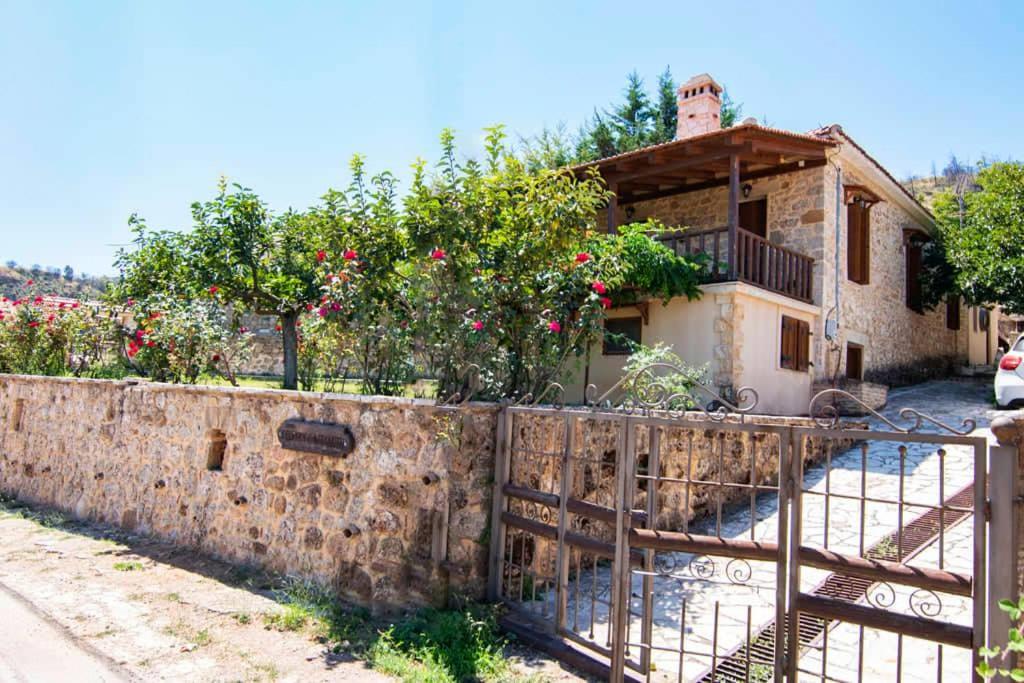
[676,73,723,140]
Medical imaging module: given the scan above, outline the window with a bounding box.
[739,198,768,238]
[847,201,871,284]
[603,317,642,355]
[906,239,923,312]
[846,343,864,380]
[946,296,961,330]
[780,315,810,371]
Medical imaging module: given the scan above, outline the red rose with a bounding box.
[343,249,358,261]
[212,354,221,362]
[28,321,39,328]
[146,340,155,347]
[71,302,79,309]
[600,297,613,309]
[591,281,607,295]
[575,252,590,263]
[208,285,219,294]
[330,302,341,312]
[47,314,55,322]
[26,279,33,285]
[548,320,561,333]
[316,249,326,262]
[430,248,446,260]
[239,326,248,333]
[33,296,43,304]
[275,324,282,331]
[305,303,314,311]
[471,320,483,331]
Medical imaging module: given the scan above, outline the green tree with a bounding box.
[651,67,677,144]
[609,71,653,151]
[720,87,744,128]
[112,181,326,389]
[188,182,324,389]
[934,162,1024,312]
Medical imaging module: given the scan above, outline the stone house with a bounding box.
[566,73,997,415]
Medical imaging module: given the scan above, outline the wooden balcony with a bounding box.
[655,225,815,303]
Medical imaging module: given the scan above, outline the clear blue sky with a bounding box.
[1,1,1021,276]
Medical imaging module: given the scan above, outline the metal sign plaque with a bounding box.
[276,419,355,457]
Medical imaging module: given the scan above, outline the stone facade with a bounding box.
[824,164,967,385]
[0,375,498,612]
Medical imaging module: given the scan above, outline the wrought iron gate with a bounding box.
[487,373,988,682]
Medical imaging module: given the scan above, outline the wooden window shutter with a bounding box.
[780,315,810,371]
[847,203,870,284]
[906,241,923,311]
[796,319,810,371]
[946,295,961,330]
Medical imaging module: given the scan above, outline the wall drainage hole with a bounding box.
[207,430,227,471]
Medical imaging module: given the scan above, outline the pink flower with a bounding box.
[318,306,328,317]
[471,320,483,331]
[126,298,134,307]
[591,281,607,295]
[430,248,446,260]
[600,297,612,309]
[33,296,43,304]
[71,302,79,309]
[26,279,33,285]
[316,249,326,262]
[575,252,590,263]
[343,249,358,261]
[330,302,341,312]
[47,314,55,322]
[58,302,66,309]
[239,326,248,333]
[305,303,314,311]
[548,320,561,333]
[208,285,219,295]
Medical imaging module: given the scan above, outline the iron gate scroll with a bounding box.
[486,375,989,682]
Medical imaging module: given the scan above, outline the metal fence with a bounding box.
[487,365,1005,682]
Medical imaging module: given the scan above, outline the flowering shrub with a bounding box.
[0,292,109,377]
[116,295,252,385]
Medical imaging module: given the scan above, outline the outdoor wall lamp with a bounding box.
[742,183,753,198]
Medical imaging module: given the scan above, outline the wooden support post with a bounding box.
[607,182,619,235]
[727,154,740,279]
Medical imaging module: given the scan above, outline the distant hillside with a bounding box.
[901,175,953,212]
[0,263,111,301]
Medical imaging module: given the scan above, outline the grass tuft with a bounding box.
[113,561,144,572]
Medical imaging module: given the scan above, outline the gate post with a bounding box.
[989,416,1022,655]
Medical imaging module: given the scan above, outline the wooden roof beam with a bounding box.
[604,142,749,184]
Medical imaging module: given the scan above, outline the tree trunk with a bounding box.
[281,311,299,390]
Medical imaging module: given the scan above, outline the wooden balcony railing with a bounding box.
[655,226,815,303]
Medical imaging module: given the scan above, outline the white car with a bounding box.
[995,335,1024,408]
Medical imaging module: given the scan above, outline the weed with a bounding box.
[263,604,309,632]
[194,629,212,646]
[263,576,513,682]
[232,612,252,625]
[166,592,182,603]
[113,561,143,572]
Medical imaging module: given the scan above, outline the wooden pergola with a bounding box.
[573,123,836,284]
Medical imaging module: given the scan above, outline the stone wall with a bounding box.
[0,375,498,613]
[823,165,968,384]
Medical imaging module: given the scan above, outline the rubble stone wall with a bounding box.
[0,375,498,613]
